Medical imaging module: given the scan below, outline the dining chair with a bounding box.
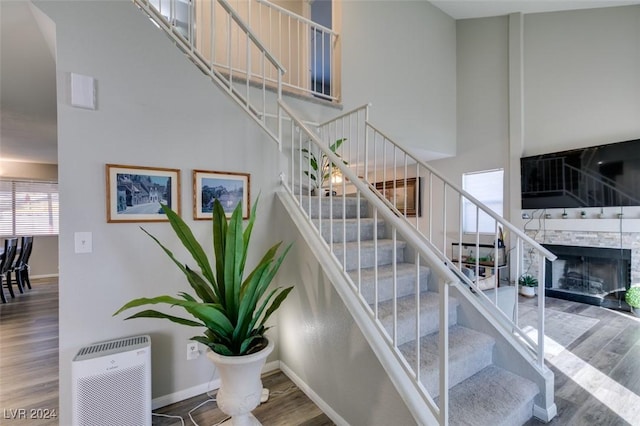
[0,238,19,302]
[11,236,33,291]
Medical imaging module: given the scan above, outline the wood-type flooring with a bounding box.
[1,277,639,425]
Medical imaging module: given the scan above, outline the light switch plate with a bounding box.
[74,232,92,254]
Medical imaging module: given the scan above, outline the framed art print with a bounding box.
[375,177,421,217]
[106,164,180,223]
[193,170,250,220]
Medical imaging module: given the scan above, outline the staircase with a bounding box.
[131,0,557,424]
[304,195,539,425]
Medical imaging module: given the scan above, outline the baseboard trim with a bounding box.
[31,274,59,279]
[151,359,281,410]
[534,403,558,423]
[279,361,349,426]
[152,379,220,410]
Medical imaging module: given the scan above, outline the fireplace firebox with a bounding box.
[543,244,631,308]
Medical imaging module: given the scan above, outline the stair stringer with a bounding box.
[450,284,557,422]
[275,190,440,426]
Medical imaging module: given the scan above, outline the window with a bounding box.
[462,169,503,234]
[0,179,59,236]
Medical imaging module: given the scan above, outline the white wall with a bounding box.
[430,5,640,231]
[523,6,640,155]
[429,15,510,235]
[341,0,457,159]
[35,1,284,423]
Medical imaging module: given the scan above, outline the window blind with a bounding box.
[0,179,59,236]
[462,169,504,234]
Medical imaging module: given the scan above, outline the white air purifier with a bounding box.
[72,335,151,426]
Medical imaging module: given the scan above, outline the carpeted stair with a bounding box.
[303,195,539,425]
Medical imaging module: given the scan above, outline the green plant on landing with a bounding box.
[625,286,640,308]
[518,274,538,287]
[302,138,348,191]
[113,197,293,356]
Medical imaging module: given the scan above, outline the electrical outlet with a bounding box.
[187,342,199,360]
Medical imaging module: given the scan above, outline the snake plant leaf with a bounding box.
[158,204,216,286]
[122,309,203,327]
[212,200,228,293]
[140,226,190,277]
[254,244,292,300]
[240,197,259,277]
[246,287,280,333]
[258,286,294,330]
[241,241,282,297]
[329,137,346,152]
[223,202,245,321]
[185,266,218,303]
[233,262,271,342]
[178,292,196,302]
[210,343,234,356]
[183,303,234,337]
[239,335,263,355]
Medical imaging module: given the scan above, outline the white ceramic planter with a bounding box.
[520,286,536,298]
[206,339,274,426]
[632,306,640,317]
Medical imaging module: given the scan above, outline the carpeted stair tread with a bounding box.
[300,196,369,219]
[399,325,495,397]
[331,239,406,270]
[446,365,539,426]
[350,263,432,304]
[376,291,459,345]
[314,218,386,243]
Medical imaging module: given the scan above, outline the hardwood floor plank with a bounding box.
[3,278,640,425]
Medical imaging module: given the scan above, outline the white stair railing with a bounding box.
[134,0,285,146]
[250,0,340,102]
[279,99,458,425]
[316,105,557,371]
[141,0,339,104]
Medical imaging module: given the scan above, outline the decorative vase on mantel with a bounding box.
[207,339,274,426]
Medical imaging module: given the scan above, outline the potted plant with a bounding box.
[114,197,292,425]
[518,274,538,297]
[625,286,640,317]
[302,138,348,196]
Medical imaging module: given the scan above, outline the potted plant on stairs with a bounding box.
[625,286,640,317]
[114,197,292,425]
[518,274,538,297]
[302,138,348,196]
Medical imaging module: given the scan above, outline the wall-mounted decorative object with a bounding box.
[193,170,250,220]
[375,177,421,217]
[106,164,180,223]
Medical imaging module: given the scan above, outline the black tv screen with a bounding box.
[521,139,640,209]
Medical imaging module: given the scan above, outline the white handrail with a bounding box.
[256,0,337,36]
[217,0,286,73]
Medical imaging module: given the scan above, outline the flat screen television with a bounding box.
[521,138,640,209]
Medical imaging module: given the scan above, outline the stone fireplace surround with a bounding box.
[528,229,640,285]
[522,214,640,308]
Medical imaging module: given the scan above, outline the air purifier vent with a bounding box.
[76,364,148,426]
[72,335,151,426]
[75,335,149,359]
